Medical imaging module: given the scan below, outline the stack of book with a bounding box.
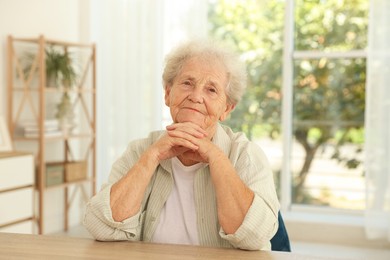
[21,119,62,138]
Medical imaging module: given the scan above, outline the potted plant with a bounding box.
[45,47,78,134]
[22,46,78,88]
[45,47,77,88]
[22,47,78,133]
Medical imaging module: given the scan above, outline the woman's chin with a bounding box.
[176,117,204,127]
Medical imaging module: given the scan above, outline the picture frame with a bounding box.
[0,116,13,152]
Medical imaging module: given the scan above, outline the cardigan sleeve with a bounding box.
[83,139,152,241]
[219,141,280,250]
[83,183,146,241]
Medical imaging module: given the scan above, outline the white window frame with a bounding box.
[281,0,367,213]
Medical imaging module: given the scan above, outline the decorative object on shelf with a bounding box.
[39,160,87,186]
[19,119,62,138]
[45,47,77,88]
[65,161,87,182]
[22,46,78,88]
[0,116,13,152]
[22,46,79,134]
[44,162,64,187]
[55,93,76,135]
[45,47,78,133]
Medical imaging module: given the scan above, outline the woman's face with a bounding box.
[165,57,234,136]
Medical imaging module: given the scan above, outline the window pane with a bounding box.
[208,0,285,197]
[208,0,368,211]
[295,0,368,51]
[292,58,366,209]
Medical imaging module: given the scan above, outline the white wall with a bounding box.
[0,0,91,234]
[0,0,84,114]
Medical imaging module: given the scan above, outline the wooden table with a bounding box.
[0,232,323,259]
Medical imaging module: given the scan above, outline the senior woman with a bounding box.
[83,39,280,250]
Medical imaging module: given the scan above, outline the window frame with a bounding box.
[281,0,368,213]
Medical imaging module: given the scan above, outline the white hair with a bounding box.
[162,39,247,105]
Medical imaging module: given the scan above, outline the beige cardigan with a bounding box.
[83,124,279,250]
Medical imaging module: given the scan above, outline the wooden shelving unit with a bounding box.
[7,35,96,234]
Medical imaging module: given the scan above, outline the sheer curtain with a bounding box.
[364,0,390,241]
[90,0,207,188]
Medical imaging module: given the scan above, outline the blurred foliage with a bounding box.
[208,0,368,204]
[22,46,78,88]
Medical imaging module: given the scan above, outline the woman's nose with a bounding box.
[188,88,203,103]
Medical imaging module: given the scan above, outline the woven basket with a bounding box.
[65,161,87,182]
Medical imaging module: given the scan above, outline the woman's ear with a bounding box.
[164,85,171,106]
[219,103,236,121]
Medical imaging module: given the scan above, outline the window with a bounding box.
[208,0,368,211]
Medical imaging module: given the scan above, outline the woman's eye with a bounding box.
[208,87,217,93]
[183,81,191,86]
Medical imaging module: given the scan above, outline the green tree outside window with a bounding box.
[208,0,368,207]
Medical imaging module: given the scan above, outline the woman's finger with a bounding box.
[166,122,208,137]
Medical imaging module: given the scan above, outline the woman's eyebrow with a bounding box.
[178,74,196,81]
[206,79,220,88]
[178,75,221,88]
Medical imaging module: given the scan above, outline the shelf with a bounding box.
[43,178,93,191]
[14,133,95,141]
[12,36,94,48]
[12,87,96,93]
[7,35,96,234]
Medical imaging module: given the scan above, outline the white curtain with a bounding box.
[364,0,390,241]
[90,0,208,188]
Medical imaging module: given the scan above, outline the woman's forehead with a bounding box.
[181,56,227,74]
